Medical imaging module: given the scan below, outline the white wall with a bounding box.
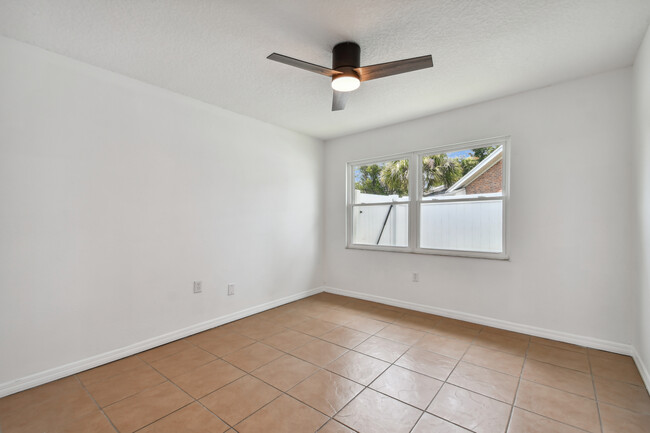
[634,26,650,381]
[324,68,637,346]
[0,37,324,386]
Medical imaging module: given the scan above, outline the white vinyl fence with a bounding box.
[352,192,502,252]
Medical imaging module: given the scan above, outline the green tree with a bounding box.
[422,154,462,193]
[355,164,388,195]
[472,146,496,161]
[381,159,409,197]
[460,156,479,176]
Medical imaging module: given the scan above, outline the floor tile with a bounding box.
[291,339,348,367]
[462,345,524,376]
[236,319,286,340]
[200,375,280,426]
[261,329,315,352]
[365,306,405,323]
[235,395,328,433]
[522,359,594,398]
[344,316,389,334]
[185,328,233,347]
[395,346,458,381]
[507,407,586,433]
[0,385,99,433]
[436,317,483,331]
[416,333,471,359]
[447,362,519,403]
[321,326,371,348]
[376,324,424,345]
[594,376,650,413]
[290,318,339,337]
[514,380,600,433]
[221,342,283,372]
[529,337,587,354]
[0,377,81,417]
[326,350,389,385]
[587,348,630,362]
[427,384,511,433]
[84,362,166,407]
[269,312,311,328]
[320,309,356,325]
[252,354,319,391]
[149,346,216,378]
[353,335,409,362]
[369,365,442,409]
[195,332,256,357]
[474,333,529,356]
[49,411,116,433]
[103,381,192,433]
[411,413,472,433]
[171,359,245,399]
[393,314,438,332]
[589,354,644,385]
[318,420,356,433]
[138,339,194,363]
[430,323,480,343]
[335,388,422,433]
[527,343,590,373]
[77,356,145,386]
[288,369,363,416]
[480,327,531,342]
[599,402,650,433]
[138,402,229,433]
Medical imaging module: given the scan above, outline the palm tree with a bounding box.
[381,159,409,197]
[422,154,462,193]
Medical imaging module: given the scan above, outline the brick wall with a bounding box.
[466,159,502,194]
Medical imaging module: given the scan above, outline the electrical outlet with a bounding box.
[227,283,235,296]
[193,281,202,293]
[412,273,419,282]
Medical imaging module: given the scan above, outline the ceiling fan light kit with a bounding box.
[267,41,433,111]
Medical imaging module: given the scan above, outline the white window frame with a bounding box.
[346,136,510,260]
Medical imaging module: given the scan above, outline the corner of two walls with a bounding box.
[633,25,650,389]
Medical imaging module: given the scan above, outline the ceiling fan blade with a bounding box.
[355,55,433,81]
[332,90,351,111]
[267,53,340,77]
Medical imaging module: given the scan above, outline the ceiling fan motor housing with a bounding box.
[333,42,360,69]
[332,42,361,83]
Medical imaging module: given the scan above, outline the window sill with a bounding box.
[345,244,510,260]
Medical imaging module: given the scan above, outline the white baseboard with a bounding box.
[324,286,635,356]
[631,346,650,392]
[0,287,323,398]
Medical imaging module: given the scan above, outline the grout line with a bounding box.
[504,337,530,432]
[73,375,120,433]
[588,350,606,433]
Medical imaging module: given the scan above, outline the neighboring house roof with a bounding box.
[446,146,503,193]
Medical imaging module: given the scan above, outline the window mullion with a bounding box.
[409,153,418,250]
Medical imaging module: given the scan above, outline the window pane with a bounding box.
[353,159,409,204]
[422,145,503,199]
[420,200,502,252]
[352,204,408,247]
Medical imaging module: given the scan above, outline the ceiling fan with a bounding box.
[267,42,433,111]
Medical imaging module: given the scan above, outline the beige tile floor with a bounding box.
[1,293,649,433]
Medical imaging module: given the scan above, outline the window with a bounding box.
[347,137,509,259]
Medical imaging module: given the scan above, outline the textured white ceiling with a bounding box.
[1,0,649,139]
